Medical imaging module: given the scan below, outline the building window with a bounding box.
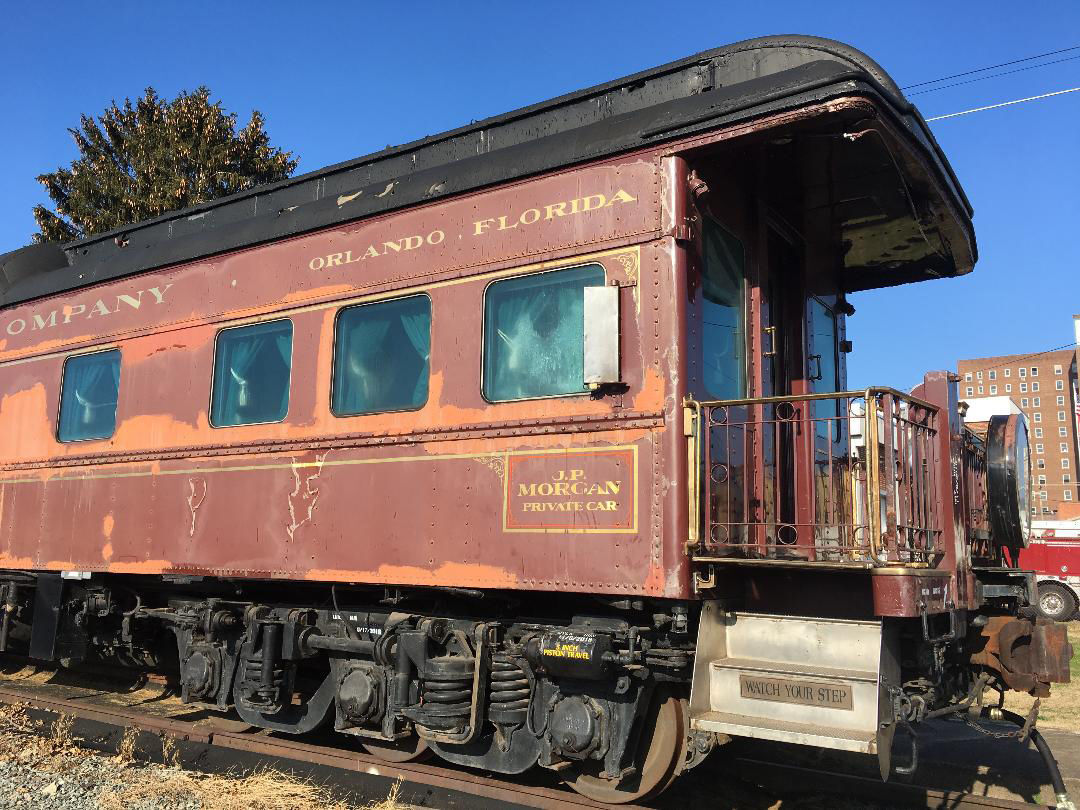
[1036,443,1044,454]
[1057,380,1065,391]
[1019,368,1027,379]
[1020,383,1028,393]
[484,263,607,402]
[965,372,972,381]
[990,385,997,394]
[966,386,974,396]
[989,370,996,380]
[976,370,983,380]
[1067,490,1074,502]
[1037,458,1046,469]
[1032,382,1039,392]
[1021,398,1029,407]
[210,320,293,427]
[1004,368,1011,378]
[1054,364,1063,375]
[1059,410,1067,422]
[1033,397,1041,407]
[1005,384,1012,393]
[1062,443,1069,453]
[1035,428,1043,438]
[1038,475,1046,486]
[332,295,431,416]
[1065,474,1073,484]
[1061,427,1069,437]
[1030,366,1038,376]
[1059,395,1066,406]
[1064,459,1071,470]
[978,386,984,394]
[1039,489,1047,500]
[1033,412,1042,423]
[57,349,121,442]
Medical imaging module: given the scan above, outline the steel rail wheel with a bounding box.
[360,735,431,763]
[642,696,691,800]
[563,688,686,804]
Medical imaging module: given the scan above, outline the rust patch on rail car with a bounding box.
[285,450,330,540]
[304,562,520,588]
[0,384,51,459]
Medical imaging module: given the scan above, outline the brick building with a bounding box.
[958,342,1079,518]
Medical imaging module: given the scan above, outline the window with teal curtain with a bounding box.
[210,320,293,427]
[332,295,431,416]
[483,264,605,402]
[57,350,121,442]
[701,217,746,400]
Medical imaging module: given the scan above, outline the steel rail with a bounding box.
[0,675,1058,810]
[0,679,650,810]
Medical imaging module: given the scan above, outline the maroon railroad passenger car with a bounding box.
[0,36,1069,802]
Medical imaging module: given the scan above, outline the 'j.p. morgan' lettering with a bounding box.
[3,284,173,337]
[504,448,637,533]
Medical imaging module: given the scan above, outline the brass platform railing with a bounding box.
[685,388,943,566]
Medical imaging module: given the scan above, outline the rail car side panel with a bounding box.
[0,155,691,598]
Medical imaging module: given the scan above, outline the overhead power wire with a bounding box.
[897,340,1078,394]
[901,45,1080,89]
[925,86,1080,121]
[964,342,1079,374]
[906,54,1080,96]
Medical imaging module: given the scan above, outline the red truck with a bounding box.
[1022,522,1080,620]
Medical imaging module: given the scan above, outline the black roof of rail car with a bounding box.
[0,35,973,308]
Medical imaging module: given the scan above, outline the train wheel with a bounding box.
[642,696,692,799]
[360,735,431,763]
[563,688,686,804]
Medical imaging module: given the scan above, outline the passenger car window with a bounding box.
[702,216,746,399]
[333,295,431,415]
[483,264,605,401]
[58,350,121,442]
[210,320,292,427]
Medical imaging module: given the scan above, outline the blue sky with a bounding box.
[2,2,1078,389]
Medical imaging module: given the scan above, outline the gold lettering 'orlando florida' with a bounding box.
[307,189,637,272]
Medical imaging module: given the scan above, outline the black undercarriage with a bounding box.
[0,572,705,798]
[0,570,1068,802]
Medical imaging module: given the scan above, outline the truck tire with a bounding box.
[1037,582,1077,622]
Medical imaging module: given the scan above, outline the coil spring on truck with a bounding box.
[488,655,530,724]
[419,656,474,731]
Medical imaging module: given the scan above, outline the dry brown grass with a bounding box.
[50,711,75,747]
[97,771,412,810]
[159,732,179,768]
[367,779,406,810]
[97,767,353,810]
[1001,622,1080,730]
[0,700,413,810]
[115,725,138,764]
[0,705,81,765]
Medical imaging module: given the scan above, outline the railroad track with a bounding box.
[0,662,1059,810]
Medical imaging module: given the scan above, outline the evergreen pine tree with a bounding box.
[33,87,298,243]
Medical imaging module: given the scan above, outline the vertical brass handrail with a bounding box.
[684,399,702,549]
[864,388,882,562]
